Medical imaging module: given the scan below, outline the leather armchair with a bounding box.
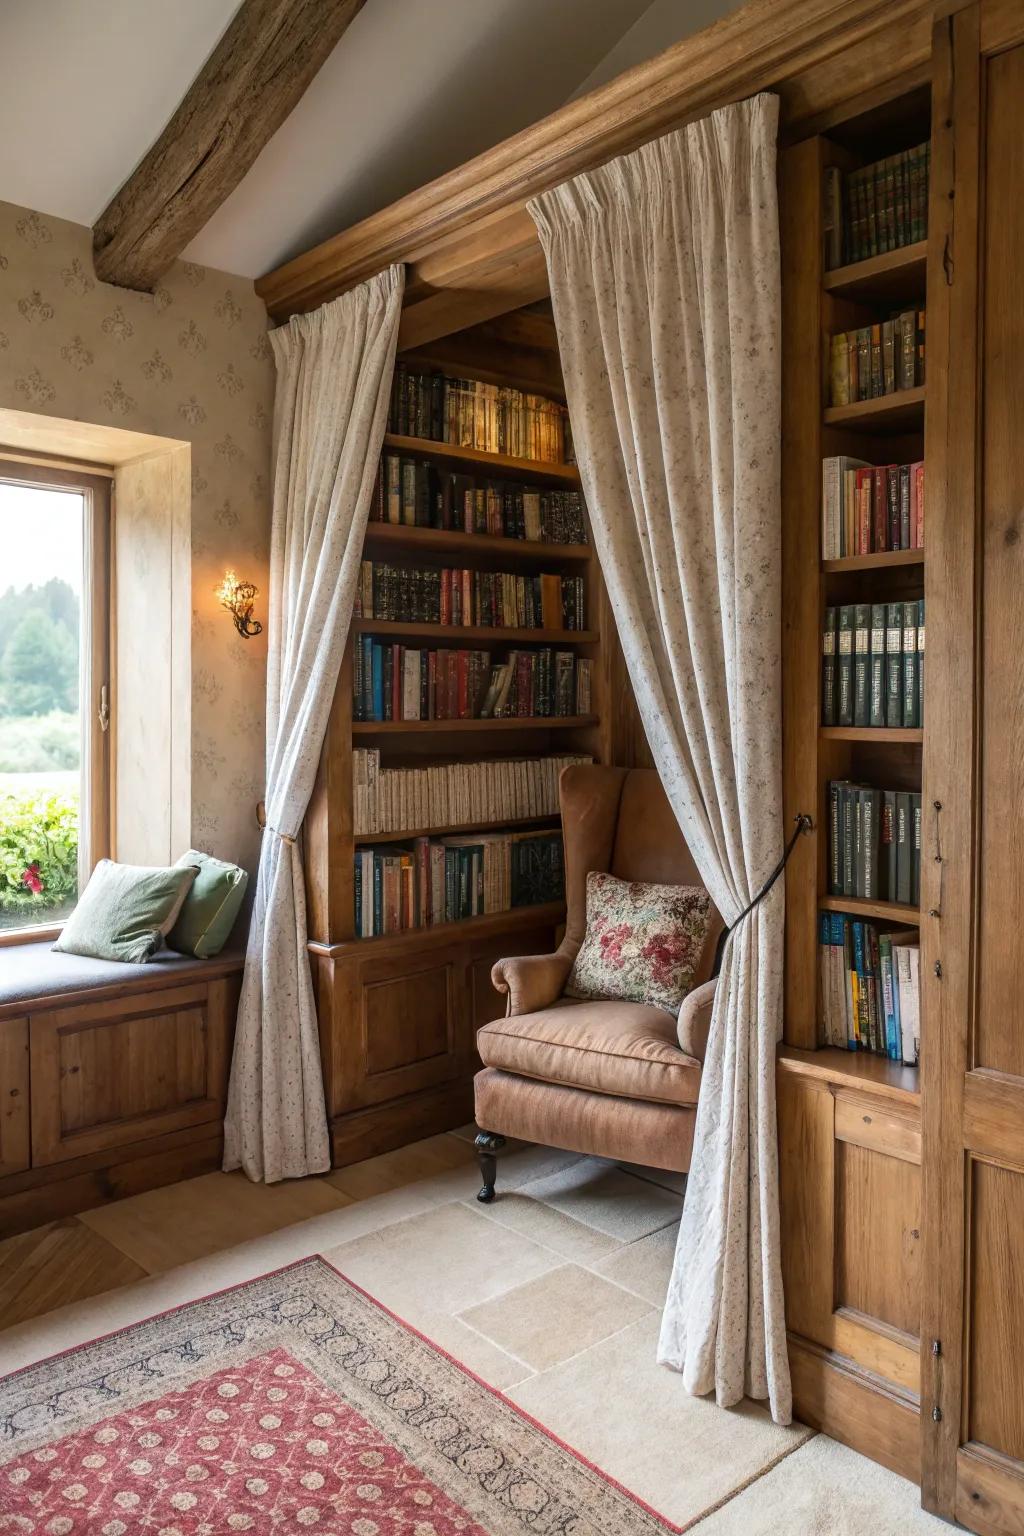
[474,765,723,1200]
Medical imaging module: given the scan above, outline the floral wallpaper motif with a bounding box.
[0,199,274,877]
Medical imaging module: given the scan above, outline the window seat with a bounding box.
[0,940,244,1019]
[0,942,244,1237]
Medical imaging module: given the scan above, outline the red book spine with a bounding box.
[440,569,451,626]
[914,462,925,548]
[516,653,531,717]
[872,468,887,552]
[457,651,470,718]
[463,569,472,626]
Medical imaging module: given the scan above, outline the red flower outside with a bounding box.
[21,862,43,894]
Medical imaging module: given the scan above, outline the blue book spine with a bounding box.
[354,856,362,938]
[851,921,866,1049]
[371,644,384,722]
[372,854,382,937]
[889,952,902,1063]
[360,635,374,720]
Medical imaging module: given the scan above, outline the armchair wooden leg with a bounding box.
[475,1131,506,1203]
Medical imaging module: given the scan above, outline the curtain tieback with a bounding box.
[263,824,297,847]
[711,813,813,978]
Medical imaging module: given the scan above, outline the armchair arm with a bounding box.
[491,949,574,1017]
[676,978,717,1063]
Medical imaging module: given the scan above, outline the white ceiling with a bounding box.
[0,0,739,282]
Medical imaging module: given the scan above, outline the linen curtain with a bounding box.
[528,95,789,1422]
[224,266,405,1184]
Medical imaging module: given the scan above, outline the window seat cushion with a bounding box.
[0,941,244,1017]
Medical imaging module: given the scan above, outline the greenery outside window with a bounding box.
[0,459,111,938]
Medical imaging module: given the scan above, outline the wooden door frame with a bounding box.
[0,458,113,946]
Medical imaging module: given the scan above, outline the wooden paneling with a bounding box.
[835,1141,922,1336]
[789,1334,921,1479]
[779,1069,835,1340]
[364,965,454,1079]
[968,1160,1024,1462]
[0,1020,30,1177]
[956,1447,1024,1536]
[29,981,231,1167]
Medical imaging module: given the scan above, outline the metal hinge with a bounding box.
[932,1405,943,1423]
[98,683,110,733]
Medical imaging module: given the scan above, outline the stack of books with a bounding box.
[823,141,930,268]
[829,310,925,405]
[389,364,571,464]
[353,642,592,722]
[822,601,924,728]
[355,562,586,632]
[828,781,921,905]
[822,456,924,558]
[352,750,591,837]
[354,828,564,937]
[819,913,920,1065]
[372,456,587,544]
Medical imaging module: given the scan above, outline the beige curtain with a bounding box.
[529,95,789,1422]
[224,266,405,1183]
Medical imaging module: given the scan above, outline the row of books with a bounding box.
[819,913,920,1065]
[352,750,591,837]
[354,563,586,632]
[828,781,921,905]
[822,601,924,728]
[823,141,930,269]
[822,456,924,559]
[389,365,571,465]
[371,456,587,545]
[829,310,925,406]
[353,640,592,722]
[353,830,565,938]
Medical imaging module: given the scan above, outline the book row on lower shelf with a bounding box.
[354,829,565,938]
[373,454,587,545]
[355,562,586,632]
[353,639,592,722]
[823,601,924,728]
[829,781,921,904]
[822,455,924,558]
[822,142,929,270]
[829,310,925,406]
[390,364,572,465]
[819,912,920,1066]
[352,750,591,837]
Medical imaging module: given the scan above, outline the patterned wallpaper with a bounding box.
[0,200,275,877]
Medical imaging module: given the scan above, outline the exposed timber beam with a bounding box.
[92,0,367,292]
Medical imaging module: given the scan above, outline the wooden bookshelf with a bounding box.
[778,86,932,1478]
[302,311,648,1170]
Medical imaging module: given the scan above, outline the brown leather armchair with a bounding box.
[474,764,723,1200]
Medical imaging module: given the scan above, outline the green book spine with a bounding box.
[869,603,886,727]
[842,784,856,895]
[911,792,922,907]
[896,791,912,905]
[822,607,838,726]
[837,606,854,727]
[885,603,904,727]
[882,789,898,902]
[853,603,871,727]
[853,788,865,899]
[829,780,843,895]
[903,599,920,727]
[917,597,925,725]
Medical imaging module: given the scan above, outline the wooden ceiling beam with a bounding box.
[92,0,367,292]
[256,0,950,320]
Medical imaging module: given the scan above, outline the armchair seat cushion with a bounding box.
[477,998,701,1108]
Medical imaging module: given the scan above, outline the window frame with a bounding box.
[0,457,113,946]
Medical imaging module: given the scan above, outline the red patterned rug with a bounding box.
[0,1256,674,1534]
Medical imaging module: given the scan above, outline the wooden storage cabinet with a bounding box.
[0,1019,30,1177]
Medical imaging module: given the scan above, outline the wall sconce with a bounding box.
[216,570,263,639]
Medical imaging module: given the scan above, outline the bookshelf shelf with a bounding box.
[778,1045,920,1105]
[383,432,582,486]
[823,240,928,301]
[363,522,592,564]
[822,548,924,573]
[820,893,920,924]
[311,900,567,960]
[354,814,560,846]
[820,725,923,743]
[352,715,597,735]
[823,386,926,431]
[353,619,597,644]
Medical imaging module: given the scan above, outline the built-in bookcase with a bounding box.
[300,306,643,1167]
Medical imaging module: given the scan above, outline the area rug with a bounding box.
[0,1255,675,1534]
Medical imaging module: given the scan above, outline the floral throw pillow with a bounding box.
[564,872,712,1016]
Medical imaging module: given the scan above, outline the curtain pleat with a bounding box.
[528,94,790,1422]
[223,266,405,1184]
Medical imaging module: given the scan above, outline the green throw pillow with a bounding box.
[167,849,248,959]
[53,859,199,965]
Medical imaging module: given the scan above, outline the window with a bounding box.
[0,460,111,937]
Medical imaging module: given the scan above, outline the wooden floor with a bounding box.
[0,1131,479,1332]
